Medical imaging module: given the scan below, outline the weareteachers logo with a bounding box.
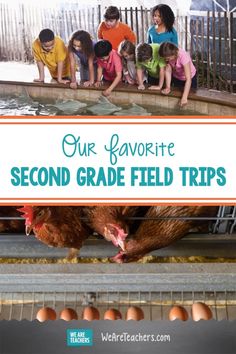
[67,329,93,347]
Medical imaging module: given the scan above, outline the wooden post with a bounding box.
[212,11,216,90]
[1,3,7,60]
[218,12,222,91]
[130,7,133,30]
[91,7,95,39]
[224,12,229,92]
[185,16,188,51]
[196,17,199,86]
[207,11,210,89]
[98,4,101,24]
[135,7,139,43]
[78,9,81,29]
[140,6,144,43]
[119,7,122,22]
[190,19,194,56]
[124,7,128,24]
[144,8,149,40]
[229,12,233,93]
[201,16,205,88]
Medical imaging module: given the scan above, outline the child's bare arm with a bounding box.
[34,61,45,82]
[158,66,165,89]
[137,68,145,90]
[57,61,70,84]
[103,72,122,96]
[69,52,77,89]
[94,66,103,87]
[149,66,165,91]
[84,56,95,87]
[180,62,192,107]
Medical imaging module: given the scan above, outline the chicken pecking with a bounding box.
[83,206,149,251]
[112,206,219,262]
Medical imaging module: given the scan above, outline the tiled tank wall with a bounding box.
[0,84,235,116]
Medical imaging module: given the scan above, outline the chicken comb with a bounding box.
[17,206,33,226]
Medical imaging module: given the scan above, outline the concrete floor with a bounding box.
[0,62,51,83]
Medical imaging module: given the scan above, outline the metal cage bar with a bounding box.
[0,290,235,321]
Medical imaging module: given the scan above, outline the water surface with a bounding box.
[0,94,203,116]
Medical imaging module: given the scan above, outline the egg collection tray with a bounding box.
[0,289,236,321]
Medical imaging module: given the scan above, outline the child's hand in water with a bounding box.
[138,84,145,90]
[102,89,112,97]
[83,81,94,87]
[70,82,77,89]
[179,97,188,107]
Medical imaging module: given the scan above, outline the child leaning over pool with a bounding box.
[32,29,70,84]
[94,40,122,97]
[136,43,165,90]
[68,30,97,88]
[159,42,197,107]
[118,40,137,85]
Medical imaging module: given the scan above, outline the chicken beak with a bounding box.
[117,238,126,252]
[25,225,32,236]
[103,226,109,241]
[104,225,128,251]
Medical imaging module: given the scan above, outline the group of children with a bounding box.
[32,4,197,107]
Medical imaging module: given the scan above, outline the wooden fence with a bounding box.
[0,3,235,93]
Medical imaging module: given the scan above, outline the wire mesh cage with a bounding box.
[1,290,236,321]
[0,205,236,259]
[1,205,236,233]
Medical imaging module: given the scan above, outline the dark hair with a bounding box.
[104,6,120,21]
[68,30,94,58]
[151,4,175,32]
[136,43,153,62]
[39,29,55,43]
[94,40,112,58]
[159,42,178,58]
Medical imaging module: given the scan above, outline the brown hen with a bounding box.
[18,206,91,258]
[112,206,219,263]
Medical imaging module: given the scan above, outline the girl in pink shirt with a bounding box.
[159,42,197,107]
